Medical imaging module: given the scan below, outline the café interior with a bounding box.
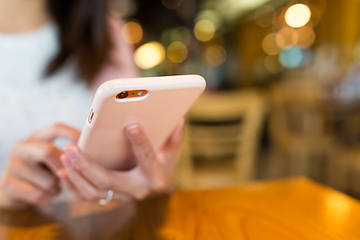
[3,0,360,239]
[127,0,360,197]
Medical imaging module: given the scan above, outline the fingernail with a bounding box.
[126,125,141,137]
[64,146,77,160]
[60,154,72,169]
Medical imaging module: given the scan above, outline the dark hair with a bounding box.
[46,0,113,85]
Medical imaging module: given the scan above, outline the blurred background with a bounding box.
[115,0,360,198]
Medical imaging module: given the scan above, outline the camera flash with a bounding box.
[138,92,143,96]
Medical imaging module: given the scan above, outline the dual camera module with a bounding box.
[116,90,148,99]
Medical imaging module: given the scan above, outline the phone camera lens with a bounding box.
[117,91,129,99]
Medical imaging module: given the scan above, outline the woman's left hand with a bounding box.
[59,119,184,202]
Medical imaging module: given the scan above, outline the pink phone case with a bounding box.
[77,75,206,170]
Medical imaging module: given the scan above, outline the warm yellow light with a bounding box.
[122,21,143,45]
[204,45,226,67]
[262,33,282,55]
[134,42,165,69]
[277,27,298,48]
[167,42,188,63]
[168,27,192,46]
[296,26,316,48]
[285,4,311,28]
[195,10,221,31]
[194,19,215,42]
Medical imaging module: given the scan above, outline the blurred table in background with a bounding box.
[1,178,359,239]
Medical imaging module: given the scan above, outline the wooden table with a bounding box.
[0,177,359,240]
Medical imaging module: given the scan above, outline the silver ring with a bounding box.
[98,190,114,205]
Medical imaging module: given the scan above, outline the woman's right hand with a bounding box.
[0,124,80,210]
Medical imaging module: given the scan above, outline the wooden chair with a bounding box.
[266,84,333,181]
[177,90,266,189]
[267,82,360,201]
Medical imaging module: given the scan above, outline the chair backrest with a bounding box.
[178,90,266,189]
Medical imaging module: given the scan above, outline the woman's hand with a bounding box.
[60,119,184,202]
[0,124,80,210]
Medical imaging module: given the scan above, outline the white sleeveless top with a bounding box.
[0,22,137,176]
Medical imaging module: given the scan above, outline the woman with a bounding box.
[0,0,183,209]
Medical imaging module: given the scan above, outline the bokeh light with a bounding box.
[122,20,143,45]
[134,41,165,69]
[296,26,316,48]
[195,10,222,31]
[264,55,284,73]
[194,19,216,42]
[170,27,192,46]
[277,27,298,48]
[204,45,227,67]
[279,46,303,68]
[285,4,312,28]
[167,41,188,63]
[254,5,276,28]
[161,27,193,48]
[262,33,282,55]
[161,0,182,10]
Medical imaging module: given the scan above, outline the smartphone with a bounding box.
[77,75,206,170]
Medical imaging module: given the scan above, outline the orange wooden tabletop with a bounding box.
[0,177,359,240]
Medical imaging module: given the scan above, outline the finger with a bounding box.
[7,157,60,195]
[62,151,165,201]
[63,145,153,200]
[1,174,50,206]
[12,141,62,175]
[29,124,80,143]
[111,168,152,200]
[112,167,174,200]
[63,145,114,191]
[161,118,185,163]
[58,163,131,202]
[57,167,84,200]
[125,124,162,178]
[61,154,108,201]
